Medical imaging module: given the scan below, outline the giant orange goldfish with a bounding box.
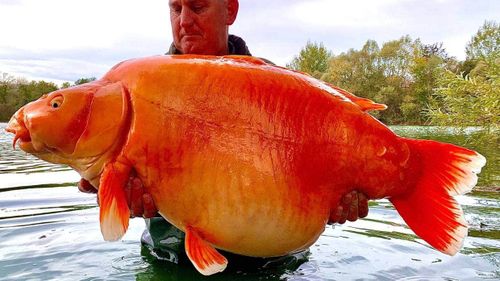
[6,55,486,275]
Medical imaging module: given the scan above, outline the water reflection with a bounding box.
[0,123,498,280]
[135,247,309,281]
[0,124,69,175]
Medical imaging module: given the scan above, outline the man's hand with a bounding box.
[77,174,158,218]
[78,178,97,194]
[329,190,369,224]
[125,175,158,218]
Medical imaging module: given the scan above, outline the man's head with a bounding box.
[169,0,239,55]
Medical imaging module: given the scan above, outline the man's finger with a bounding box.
[342,191,353,205]
[142,194,158,218]
[339,201,350,224]
[328,205,343,224]
[125,176,133,208]
[78,178,97,194]
[358,192,369,218]
[347,191,359,222]
[130,178,144,217]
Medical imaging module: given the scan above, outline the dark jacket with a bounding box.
[167,34,252,56]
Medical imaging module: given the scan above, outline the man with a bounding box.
[79,0,368,265]
[168,0,240,56]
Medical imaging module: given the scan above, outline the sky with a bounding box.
[0,0,498,85]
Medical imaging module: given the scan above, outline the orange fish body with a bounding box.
[111,56,408,255]
[6,55,486,275]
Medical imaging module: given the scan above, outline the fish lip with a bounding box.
[6,115,32,150]
[17,140,35,153]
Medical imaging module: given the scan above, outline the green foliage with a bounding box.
[465,21,500,61]
[410,43,459,122]
[0,74,101,121]
[426,20,499,143]
[324,40,384,101]
[61,82,72,89]
[379,35,418,80]
[322,36,451,124]
[293,25,500,127]
[75,77,97,85]
[426,54,499,144]
[0,73,58,121]
[287,41,332,79]
[289,21,499,127]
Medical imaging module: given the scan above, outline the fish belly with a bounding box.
[139,140,332,257]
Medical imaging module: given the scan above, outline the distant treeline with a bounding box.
[288,20,498,139]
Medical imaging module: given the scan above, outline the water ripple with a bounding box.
[0,122,498,280]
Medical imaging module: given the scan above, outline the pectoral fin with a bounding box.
[185,226,228,276]
[98,160,131,241]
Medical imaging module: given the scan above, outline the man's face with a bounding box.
[169,0,236,55]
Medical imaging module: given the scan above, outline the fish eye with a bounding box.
[50,96,64,109]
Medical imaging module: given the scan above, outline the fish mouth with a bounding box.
[6,114,33,151]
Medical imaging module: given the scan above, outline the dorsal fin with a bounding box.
[326,83,387,112]
[272,65,387,112]
[180,54,386,112]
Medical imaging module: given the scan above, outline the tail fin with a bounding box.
[390,139,486,255]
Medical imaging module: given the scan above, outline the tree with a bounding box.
[323,36,429,124]
[75,77,97,85]
[426,54,499,143]
[461,21,500,77]
[465,20,500,61]
[324,40,384,100]
[16,80,58,108]
[376,36,421,123]
[287,41,332,79]
[0,74,58,121]
[0,73,15,104]
[379,35,419,80]
[409,43,457,123]
[61,82,72,89]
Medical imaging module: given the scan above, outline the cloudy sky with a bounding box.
[0,0,498,85]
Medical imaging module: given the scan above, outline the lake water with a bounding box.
[0,123,498,281]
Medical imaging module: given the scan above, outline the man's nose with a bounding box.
[180,7,195,28]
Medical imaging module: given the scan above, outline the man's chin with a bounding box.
[181,46,203,55]
[179,40,208,54]
[182,35,202,41]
